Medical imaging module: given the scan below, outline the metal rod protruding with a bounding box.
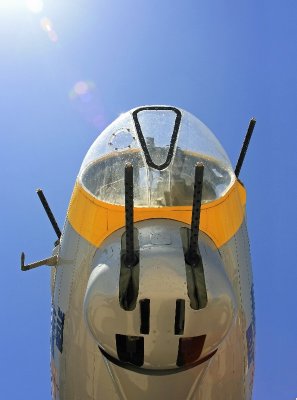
[21,252,26,271]
[235,118,256,178]
[20,252,57,271]
[124,163,137,267]
[186,163,204,266]
[36,189,61,239]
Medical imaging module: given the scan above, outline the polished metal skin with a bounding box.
[50,220,254,400]
[47,107,255,399]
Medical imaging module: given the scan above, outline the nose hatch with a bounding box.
[132,106,181,170]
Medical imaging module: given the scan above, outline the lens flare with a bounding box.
[69,81,95,100]
[69,81,105,129]
[40,17,52,32]
[74,81,89,96]
[40,17,58,42]
[48,31,58,42]
[26,0,43,14]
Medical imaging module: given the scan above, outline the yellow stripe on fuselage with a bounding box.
[67,180,246,248]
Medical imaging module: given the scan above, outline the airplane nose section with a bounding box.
[83,220,237,372]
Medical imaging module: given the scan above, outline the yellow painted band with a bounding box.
[67,180,246,248]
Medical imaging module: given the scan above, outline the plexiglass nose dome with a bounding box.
[79,106,235,207]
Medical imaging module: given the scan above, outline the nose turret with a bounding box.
[83,220,237,372]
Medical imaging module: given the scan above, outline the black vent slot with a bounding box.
[174,299,185,335]
[140,299,150,334]
[116,334,144,367]
[176,335,206,367]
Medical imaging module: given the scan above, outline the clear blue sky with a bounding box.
[0,1,296,399]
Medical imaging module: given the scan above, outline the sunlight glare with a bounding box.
[26,0,43,14]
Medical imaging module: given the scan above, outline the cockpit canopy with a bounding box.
[79,106,235,206]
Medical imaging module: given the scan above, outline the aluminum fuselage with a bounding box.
[50,217,255,400]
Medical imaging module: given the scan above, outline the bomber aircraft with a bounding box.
[22,106,256,400]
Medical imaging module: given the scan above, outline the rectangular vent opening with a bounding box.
[176,335,206,367]
[140,299,150,334]
[116,334,144,367]
[174,299,185,335]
